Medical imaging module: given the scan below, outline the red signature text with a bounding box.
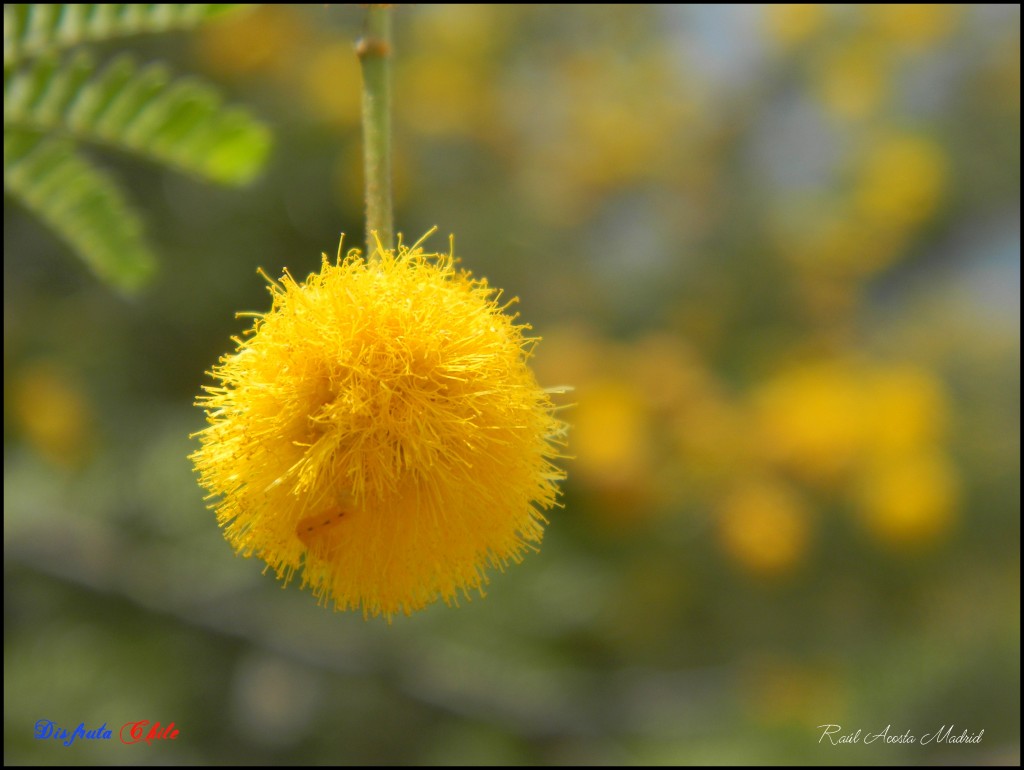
[119,721,180,745]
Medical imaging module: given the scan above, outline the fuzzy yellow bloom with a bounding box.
[191,237,566,619]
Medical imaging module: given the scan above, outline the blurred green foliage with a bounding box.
[4,4,1020,765]
[3,3,271,292]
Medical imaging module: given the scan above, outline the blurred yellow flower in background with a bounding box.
[572,379,650,485]
[746,356,960,553]
[10,362,94,469]
[866,4,959,51]
[763,4,827,49]
[854,132,948,234]
[571,377,658,524]
[857,450,959,547]
[717,479,811,577]
[784,208,908,279]
[558,51,693,193]
[862,364,949,457]
[400,57,493,137]
[197,5,309,79]
[303,43,362,128]
[536,328,750,528]
[191,238,566,619]
[814,36,889,120]
[515,46,698,222]
[397,5,514,144]
[406,3,506,63]
[752,359,868,486]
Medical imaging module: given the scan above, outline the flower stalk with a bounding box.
[357,4,394,256]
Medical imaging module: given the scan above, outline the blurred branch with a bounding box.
[4,513,727,741]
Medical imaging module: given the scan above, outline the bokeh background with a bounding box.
[4,4,1020,764]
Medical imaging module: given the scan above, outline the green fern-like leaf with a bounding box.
[3,3,271,293]
[4,4,237,68]
[5,53,271,185]
[5,129,156,292]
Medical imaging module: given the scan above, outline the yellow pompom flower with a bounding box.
[191,236,566,619]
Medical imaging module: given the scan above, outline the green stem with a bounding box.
[357,4,394,257]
